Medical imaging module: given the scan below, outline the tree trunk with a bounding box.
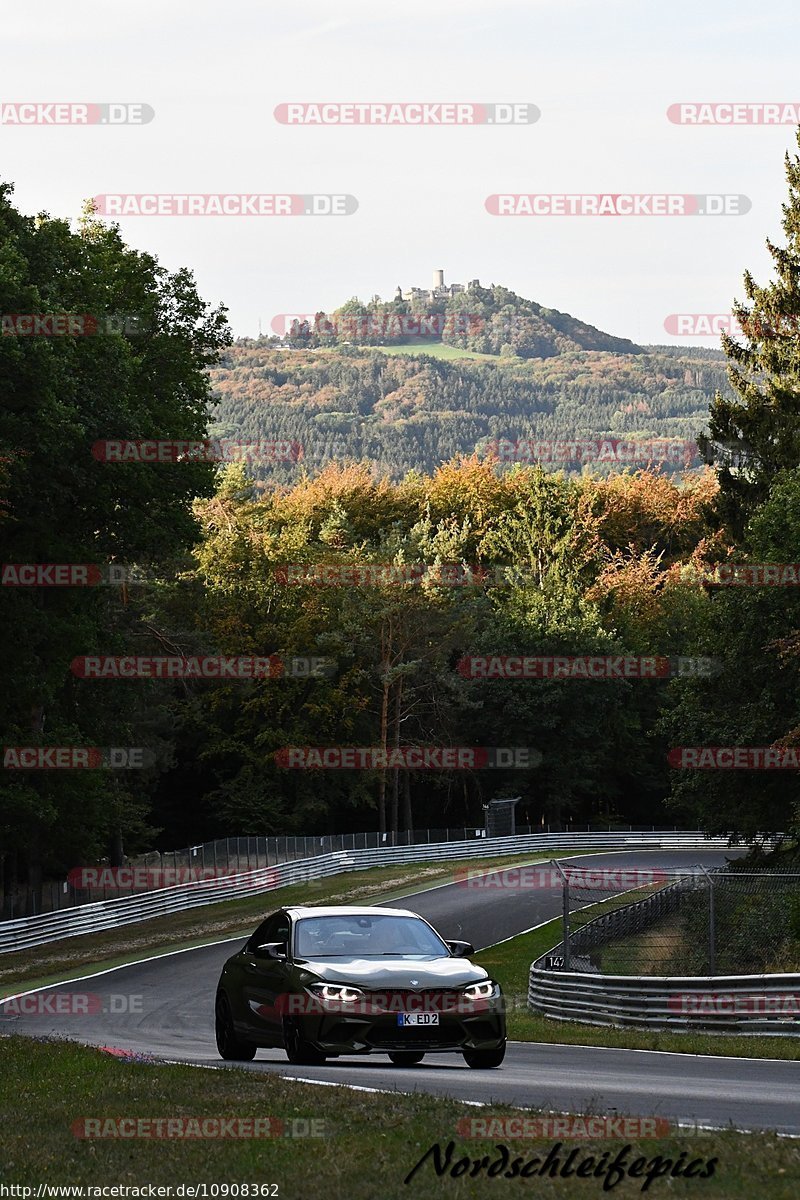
[402,771,413,835]
[26,829,42,916]
[390,680,402,834]
[377,671,390,836]
[1,850,17,920]
[26,704,45,914]
[110,828,124,868]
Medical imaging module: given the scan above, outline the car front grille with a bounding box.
[362,988,465,1013]
[367,1027,464,1050]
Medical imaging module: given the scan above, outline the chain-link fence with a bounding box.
[0,823,688,918]
[546,865,800,976]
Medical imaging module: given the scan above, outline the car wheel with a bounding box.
[388,1052,425,1066]
[462,1043,506,1069]
[215,992,256,1061]
[282,1017,327,1066]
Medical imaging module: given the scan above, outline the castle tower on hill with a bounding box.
[396,271,481,304]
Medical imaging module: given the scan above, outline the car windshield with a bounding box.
[294,914,449,958]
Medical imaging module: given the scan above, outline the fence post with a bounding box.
[708,879,716,974]
[700,866,716,974]
[552,860,570,971]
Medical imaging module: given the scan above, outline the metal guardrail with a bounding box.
[2,824,698,917]
[528,862,800,1033]
[0,830,730,954]
[527,965,800,1034]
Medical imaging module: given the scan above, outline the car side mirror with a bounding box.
[256,941,288,960]
[447,939,475,957]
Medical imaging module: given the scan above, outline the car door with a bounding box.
[239,911,293,1042]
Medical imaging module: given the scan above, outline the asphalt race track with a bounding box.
[3,850,800,1135]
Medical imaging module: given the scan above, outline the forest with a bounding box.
[3,129,800,902]
[208,339,729,482]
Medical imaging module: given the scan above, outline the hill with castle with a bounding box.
[279,272,644,359]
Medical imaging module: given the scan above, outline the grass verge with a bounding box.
[0,1037,797,1198]
[596,913,688,975]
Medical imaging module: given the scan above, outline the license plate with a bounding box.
[397,1012,439,1026]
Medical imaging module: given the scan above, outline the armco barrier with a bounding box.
[527,964,800,1034]
[0,831,732,955]
[3,824,701,917]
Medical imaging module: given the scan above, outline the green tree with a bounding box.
[659,472,800,841]
[700,128,800,537]
[0,182,229,909]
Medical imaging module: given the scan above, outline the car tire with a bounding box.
[282,1017,327,1066]
[215,992,256,1061]
[462,1042,506,1069]
[387,1052,425,1066]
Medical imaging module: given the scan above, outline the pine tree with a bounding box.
[700,129,800,537]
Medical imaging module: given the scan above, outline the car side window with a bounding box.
[273,914,291,950]
[248,912,289,952]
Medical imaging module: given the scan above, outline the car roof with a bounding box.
[282,905,418,919]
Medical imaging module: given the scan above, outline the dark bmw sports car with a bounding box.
[215,905,506,1067]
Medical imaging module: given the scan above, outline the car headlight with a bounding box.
[307,983,364,1003]
[462,980,499,1000]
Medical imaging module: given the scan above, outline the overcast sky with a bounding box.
[2,1,799,345]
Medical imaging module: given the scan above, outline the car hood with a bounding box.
[295,955,488,988]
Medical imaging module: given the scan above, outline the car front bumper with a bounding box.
[290,988,506,1054]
